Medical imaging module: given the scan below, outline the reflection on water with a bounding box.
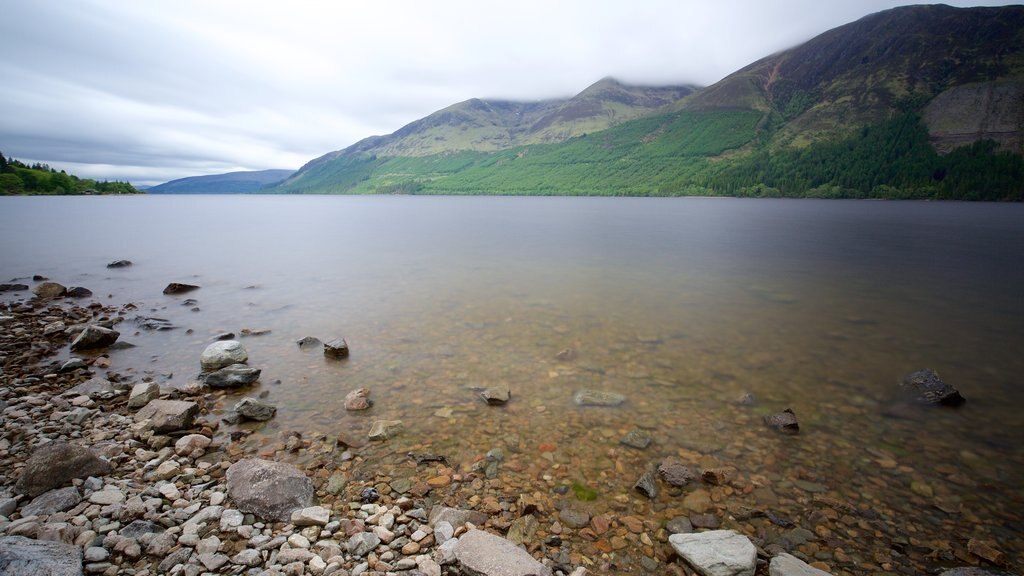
[2,195,1023,568]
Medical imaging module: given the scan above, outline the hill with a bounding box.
[270,5,1024,200]
[0,152,139,195]
[148,169,295,194]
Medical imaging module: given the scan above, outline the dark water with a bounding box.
[2,195,1023,567]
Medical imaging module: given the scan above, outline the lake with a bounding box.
[2,195,1023,571]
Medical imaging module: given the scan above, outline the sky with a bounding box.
[0,0,1014,186]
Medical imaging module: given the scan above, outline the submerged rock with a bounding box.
[0,283,29,292]
[324,338,349,359]
[480,383,511,405]
[620,429,651,449]
[368,420,404,441]
[344,387,372,410]
[70,325,120,351]
[296,336,322,349]
[163,282,199,294]
[106,259,132,268]
[573,389,626,407]
[203,364,261,388]
[634,468,659,499]
[134,316,175,330]
[669,530,756,576]
[900,369,966,406]
[659,456,697,487]
[764,409,800,434]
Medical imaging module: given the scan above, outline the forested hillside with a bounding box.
[0,152,139,195]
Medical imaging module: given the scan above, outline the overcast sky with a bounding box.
[0,0,1013,186]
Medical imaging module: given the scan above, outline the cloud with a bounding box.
[0,0,1013,185]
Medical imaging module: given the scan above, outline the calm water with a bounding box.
[2,195,1023,566]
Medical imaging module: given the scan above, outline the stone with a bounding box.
[764,409,800,434]
[683,489,712,513]
[634,468,659,499]
[620,429,651,449]
[658,456,696,487]
[0,498,16,517]
[691,513,721,529]
[59,359,88,372]
[15,441,112,497]
[368,420,404,441]
[106,260,132,268]
[453,528,553,576]
[506,515,539,545]
[938,570,1014,576]
[670,530,756,576]
[429,506,489,529]
[83,547,109,562]
[204,364,261,388]
[66,286,92,298]
[344,388,372,411]
[22,487,82,516]
[134,316,175,330]
[163,282,199,294]
[234,397,276,421]
[0,283,29,292]
[32,281,66,299]
[232,549,262,567]
[901,368,966,406]
[119,520,164,539]
[126,381,160,409]
[324,338,349,359]
[573,389,626,406]
[70,325,120,351]
[296,336,321,349]
[769,553,833,575]
[225,458,313,521]
[89,487,124,505]
[558,508,590,529]
[0,535,83,576]
[702,467,737,486]
[347,532,380,557]
[967,539,1006,565]
[68,377,115,399]
[200,340,248,371]
[135,400,199,432]
[666,516,693,534]
[174,434,212,456]
[292,505,330,526]
[480,384,511,405]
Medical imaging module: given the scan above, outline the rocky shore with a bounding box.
[0,279,1018,576]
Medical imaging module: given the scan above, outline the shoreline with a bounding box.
[0,281,1018,576]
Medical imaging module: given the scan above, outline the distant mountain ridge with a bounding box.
[148,169,294,194]
[269,4,1024,199]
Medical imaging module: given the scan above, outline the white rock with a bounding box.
[158,483,181,501]
[669,530,756,576]
[200,340,248,371]
[287,533,311,549]
[174,434,211,457]
[291,505,330,527]
[220,509,244,532]
[232,548,263,567]
[88,488,125,505]
[769,553,834,576]
[309,554,327,576]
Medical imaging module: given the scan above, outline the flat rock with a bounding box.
[163,282,199,295]
[453,528,553,576]
[0,283,28,292]
[225,459,313,522]
[32,282,66,299]
[620,429,651,449]
[15,441,112,497]
[21,487,82,517]
[0,535,83,576]
[203,364,261,388]
[558,508,590,529]
[764,409,800,434]
[669,530,756,576]
[324,338,349,359]
[106,260,132,268]
[119,520,164,539]
[900,368,966,406]
[769,553,833,576]
[368,420,403,441]
[68,377,115,400]
[291,505,330,527]
[200,340,248,371]
[344,387,372,411]
[135,399,199,432]
[573,389,626,406]
[70,325,120,351]
[234,397,276,421]
[429,506,489,529]
[481,384,511,405]
[127,381,160,409]
[134,316,175,330]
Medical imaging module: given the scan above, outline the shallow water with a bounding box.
[2,195,1023,569]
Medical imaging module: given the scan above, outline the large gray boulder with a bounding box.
[200,340,248,371]
[134,400,199,432]
[669,530,756,576]
[70,325,120,351]
[14,441,112,497]
[452,529,552,576]
[226,459,313,522]
[769,553,833,576]
[203,364,261,388]
[0,535,82,576]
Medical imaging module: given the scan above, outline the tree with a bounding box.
[0,173,24,195]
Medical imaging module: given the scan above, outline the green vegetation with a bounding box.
[0,152,140,195]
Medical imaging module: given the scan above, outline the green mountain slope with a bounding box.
[148,169,294,194]
[271,4,1024,200]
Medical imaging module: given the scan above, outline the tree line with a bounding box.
[0,151,140,195]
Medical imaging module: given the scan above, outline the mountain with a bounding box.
[148,169,295,194]
[270,5,1024,200]
[273,78,697,193]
